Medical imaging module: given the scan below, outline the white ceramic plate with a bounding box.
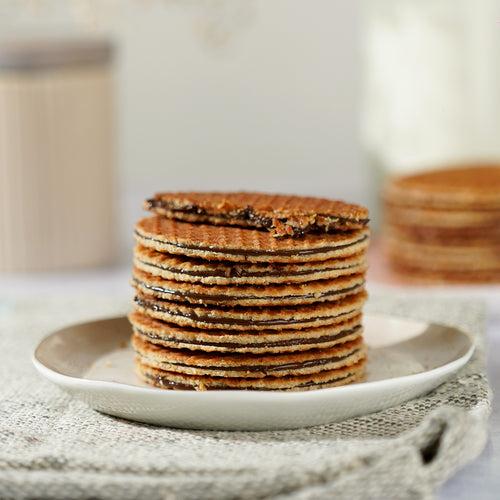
[33,314,474,431]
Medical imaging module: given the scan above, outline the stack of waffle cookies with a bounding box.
[130,192,370,391]
[383,165,500,283]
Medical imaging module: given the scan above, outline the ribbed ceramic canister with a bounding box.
[0,38,115,271]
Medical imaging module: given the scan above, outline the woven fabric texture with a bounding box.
[0,293,491,500]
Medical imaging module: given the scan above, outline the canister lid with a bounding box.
[0,38,114,70]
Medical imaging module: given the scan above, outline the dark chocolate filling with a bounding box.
[136,257,360,279]
[134,296,358,326]
[143,370,355,390]
[132,277,364,303]
[135,324,361,348]
[146,199,369,237]
[134,230,368,257]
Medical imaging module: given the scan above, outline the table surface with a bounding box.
[0,266,498,500]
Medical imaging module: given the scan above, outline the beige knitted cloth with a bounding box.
[0,294,491,500]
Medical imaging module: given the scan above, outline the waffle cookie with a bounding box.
[385,223,500,246]
[384,165,500,210]
[135,216,370,264]
[133,333,365,378]
[145,191,369,237]
[384,206,500,230]
[132,267,365,307]
[383,165,500,284]
[136,358,365,391]
[385,237,500,272]
[388,262,500,284]
[129,310,363,354]
[134,245,368,285]
[129,191,370,391]
[134,290,367,331]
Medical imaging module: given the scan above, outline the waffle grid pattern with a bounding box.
[131,192,370,390]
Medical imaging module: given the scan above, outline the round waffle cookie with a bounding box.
[135,358,366,391]
[133,333,365,378]
[134,245,368,285]
[129,310,363,353]
[388,262,500,284]
[133,290,367,331]
[145,191,369,237]
[383,165,500,210]
[384,205,500,230]
[385,223,500,246]
[132,267,366,307]
[385,236,500,272]
[135,216,370,264]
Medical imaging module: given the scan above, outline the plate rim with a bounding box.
[32,313,475,400]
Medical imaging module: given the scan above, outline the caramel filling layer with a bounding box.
[134,324,361,348]
[136,257,361,278]
[132,277,364,303]
[134,296,359,326]
[135,231,368,257]
[142,369,356,390]
[140,349,361,373]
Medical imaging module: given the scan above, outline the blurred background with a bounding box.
[1,5,498,495]
[0,0,499,281]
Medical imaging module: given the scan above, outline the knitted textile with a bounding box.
[0,294,491,500]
